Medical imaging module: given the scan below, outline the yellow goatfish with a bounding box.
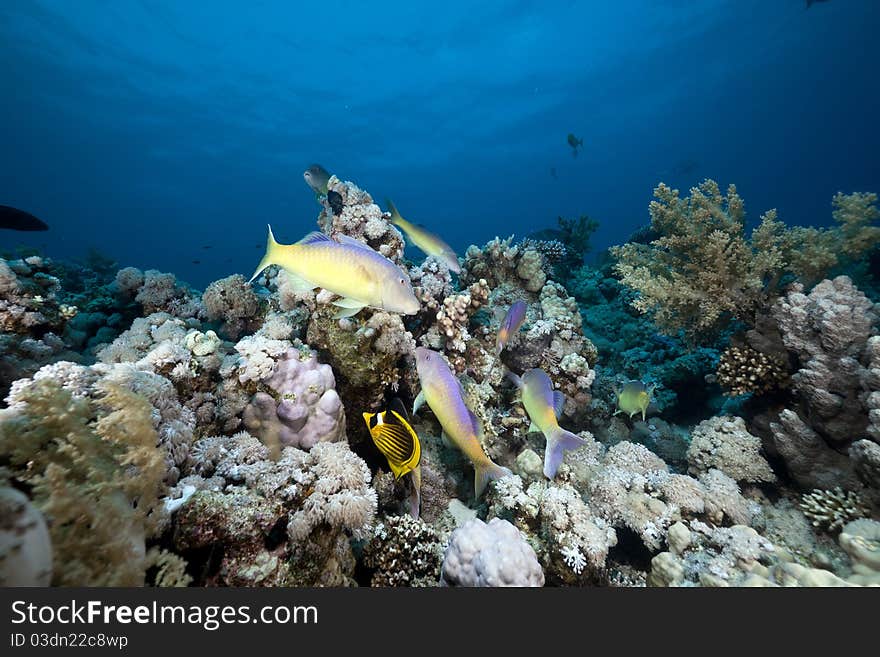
[386,199,461,273]
[413,347,511,497]
[363,399,421,518]
[507,368,588,479]
[250,227,420,319]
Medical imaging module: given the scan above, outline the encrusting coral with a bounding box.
[686,415,776,484]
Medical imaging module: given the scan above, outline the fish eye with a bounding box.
[399,277,405,284]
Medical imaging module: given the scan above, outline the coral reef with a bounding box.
[2,172,877,590]
[799,488,871,533]
[686,415,776,483]
[612,182,879,340]
[0,376,166,586]
[176,432,376,586]
[241,347,346,451]
[362,515,442,586]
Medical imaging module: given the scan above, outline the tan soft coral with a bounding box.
[0,378,166,586]
[612,181,880,339]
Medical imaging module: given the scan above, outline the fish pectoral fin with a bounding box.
[332,297,368,309]
[527,421,540,434]
[553,391,566,419]
[331,305,364,320]
[412,390,426,416]
[283,272,316,292]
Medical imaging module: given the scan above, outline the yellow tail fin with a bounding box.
[249,224,282,283]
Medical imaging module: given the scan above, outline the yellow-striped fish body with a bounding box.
[508,368,587,479]
[414,347,511,496]
[386,199,461,273]
[250,228,420,318]
[363,403,422,518]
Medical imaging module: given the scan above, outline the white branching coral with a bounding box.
[799,487,871,533]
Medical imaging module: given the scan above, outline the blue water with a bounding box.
[1,0,878,288]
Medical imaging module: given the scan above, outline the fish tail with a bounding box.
[385,198,403,224]
[543,427,587,479]
[474,461,512,498]
[249,224,284,283]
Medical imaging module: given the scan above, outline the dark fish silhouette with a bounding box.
[192,260,201,265]
[0,205,48,231]
[567,133,583,158]
[550,167,557,179]
[202,245,212,249]
[806,0,829,8]
[327,190,344,216]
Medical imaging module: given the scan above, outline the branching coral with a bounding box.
[716,345,788,397]
[799,488,871,533]
[611,181,880,340]
[362,514,442,587]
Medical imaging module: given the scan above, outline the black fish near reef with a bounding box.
[327,190,344,216]
[0,205,48,231]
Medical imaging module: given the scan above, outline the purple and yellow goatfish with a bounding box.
[386,199,461,273]
[496,300,527,356]
[413,347,512,497]
[250,227,420,319]
[507,368,588,479]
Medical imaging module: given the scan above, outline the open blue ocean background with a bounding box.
[1,0,878,288]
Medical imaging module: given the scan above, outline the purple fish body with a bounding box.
[496,300,527,355]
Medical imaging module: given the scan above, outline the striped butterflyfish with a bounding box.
[362,400,421,480]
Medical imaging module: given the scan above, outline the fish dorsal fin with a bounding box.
[333,233,373,250]
[389,397,410,422]
[297,231,332,245]
[553,391,565,419]
[385,198,402,221]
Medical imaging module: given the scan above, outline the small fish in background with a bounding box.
[202,245,212,249]
[495,300,527,357]
[327,190,344,216]
[806,0,829,9]
[385,198,461,273]
[0,205,48,231]
[192,260,201,265]
[363,398,422,518]
[614,380,655,422]
[507,368,587,479]
[550,166,557,179]
[413,347,512,497]
[249,227,420,318]
[567,133,584,158]
[303,163,331,196]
